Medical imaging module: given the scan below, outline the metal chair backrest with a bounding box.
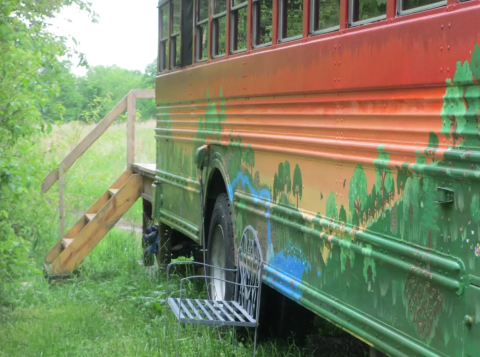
[234,226,263,321]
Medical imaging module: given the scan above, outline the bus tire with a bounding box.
[207,193,235,300]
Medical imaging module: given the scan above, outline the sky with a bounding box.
[51,0,158,76]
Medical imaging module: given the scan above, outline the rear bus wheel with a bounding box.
[207,193,235,300]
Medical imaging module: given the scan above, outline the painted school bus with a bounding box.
[153,0,480,355]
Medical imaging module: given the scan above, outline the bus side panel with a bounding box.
[466,284,480,357]
[154,5,480,356]
[154,103,202,242]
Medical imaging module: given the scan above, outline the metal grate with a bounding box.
[168,298,256,327]
[165,225,264,356]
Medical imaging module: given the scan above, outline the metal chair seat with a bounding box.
[164,225,263,356]
[168,297,257,327]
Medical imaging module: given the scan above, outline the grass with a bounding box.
[0,229,309,357]
[44,120,156,225]
[1,121,314,357]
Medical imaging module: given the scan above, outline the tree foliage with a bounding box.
[292,163,303,207]
[0,0,94,290]
[56,60,157,122]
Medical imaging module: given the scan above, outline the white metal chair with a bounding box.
[164,225,264,356]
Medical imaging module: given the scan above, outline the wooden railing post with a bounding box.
[40,88,154,246]
[127,91,136,170]
[58,164,65,239]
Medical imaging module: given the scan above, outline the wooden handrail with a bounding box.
[41,89,155,193]
[41,88,155,239]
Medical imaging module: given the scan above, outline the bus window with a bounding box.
[171,0,181,68]
[196,0,209,61]
[181,0,193,67]
[231,1,248,53]
[279,0,304,42]
[349,0,386,26]
[253,0,273,48]
[159,1,170,71]
[398,0,446,15]
[311,0,340,35]
[213,0,227,57]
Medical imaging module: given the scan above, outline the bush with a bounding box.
[0,0,94,299]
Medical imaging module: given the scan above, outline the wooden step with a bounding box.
[61,238,74,249]
[44,170,137,269]
[108,188,119,196]
[50,174,143,274]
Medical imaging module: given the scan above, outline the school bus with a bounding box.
[153,0,480,355]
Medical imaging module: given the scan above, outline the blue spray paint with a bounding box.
[228,170,320,299]
[228,171,275,261]
[269,242,314,280]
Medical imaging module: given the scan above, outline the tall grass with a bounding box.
[44,120,156,226]
[0,228,310,357]
[1,121,314,357]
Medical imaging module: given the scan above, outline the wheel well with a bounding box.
[205,169,228,247]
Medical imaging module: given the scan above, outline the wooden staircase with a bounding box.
[44,171,143,276]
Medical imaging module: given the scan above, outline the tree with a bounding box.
[0,0,94,287]
[348,165,368,227]
[420,176,440,247]
[56,60,157,123]
[326,192,338,221]
[292,164,303,207]
[273,161,292,201]
[373,145,394,212]
[284,161,291,194]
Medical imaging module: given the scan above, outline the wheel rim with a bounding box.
[210,224,226,300]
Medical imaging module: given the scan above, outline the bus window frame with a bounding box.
[348,0,386,27]
[230,1,248,54]
[252,0,273,49]
[170,0,182,69]
[310,0,340,36]
[158,0,170,72]
[396,0,447,16]
[212,1,227,58]
[196,0,210,62]
[278,0,303,43]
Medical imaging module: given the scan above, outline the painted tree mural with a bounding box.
[293,163,303,207]
[273,160,292,201]
[373,145,394,212]
[348,165,368,227]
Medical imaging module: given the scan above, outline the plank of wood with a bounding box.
[41,95,128,193]
[142,176,154,202]
[41,169,58,194]
[85,214,96,222]
[87,192,109,214]
[132,89,155,99]
[50,174,143,274]
[46,172,132,264]
[58,166,65,239]
[44,240,63,264]
[127,92,136,170]
[110,170,133,189]
[61,238,74,249]
[108,188,119,196]
[132,163,156,177]
[64,217,87,238]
